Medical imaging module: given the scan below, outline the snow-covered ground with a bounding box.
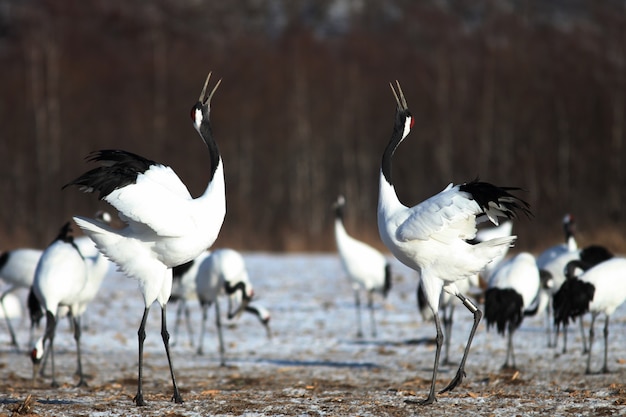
[0,252,625,416]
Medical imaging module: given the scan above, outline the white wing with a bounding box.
[396,184,480,244]
[104,165,195,237]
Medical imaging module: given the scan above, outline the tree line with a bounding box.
[1,0,624,253]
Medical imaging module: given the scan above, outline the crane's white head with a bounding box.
[191,71,222,133]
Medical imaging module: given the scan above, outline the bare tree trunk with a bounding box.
[478,44,495,178]
[435,48,452,181]
[555,98,571,204]
[609,68,624,221]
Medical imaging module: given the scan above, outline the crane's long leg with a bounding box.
[354,290,363,338]
[134,307,150,406]
[585,314,596,375]
[215,301,226,366]
[579,317,588,354]
[172,300,184,346]
[45,311,59,388]
[546,296,555,348]
[601,315,610,374]
[406,306,443,406]
[161,305,183,404]
[72,314,87,387]
[504,324,516,369]
[184,300,194,347]
[440,294,482,394]
[1,289,19,349]
[442,304,454,366]
[562,324,569,354]
[197,302,210,355]
[367,291,377,338]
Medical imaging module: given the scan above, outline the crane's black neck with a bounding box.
[564,259,588,280]
[334,203,344,221]
[224,281,252,301]
[381,110,410,186]
[198,114,221,182]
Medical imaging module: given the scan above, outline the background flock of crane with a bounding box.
[0,72,625,415]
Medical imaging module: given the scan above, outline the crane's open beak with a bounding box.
[199,71,222,106]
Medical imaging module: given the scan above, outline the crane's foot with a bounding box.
[439,369,465,394]
[134,392,146,406]
[172,391,184,404]
[405,394,437,406]
[76,379,88,388]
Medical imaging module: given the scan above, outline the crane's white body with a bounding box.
[73,162,225,308]
[0,248,42,347]
[196,249,253,320]
[577,258,626,317]
[335,219,388,294]
[488,252,540,310]
[379,181,516,312]
[334,195,390,338]
[485,252,540,369]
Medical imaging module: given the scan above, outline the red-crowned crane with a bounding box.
[554,256,626,374]
[63,72,226,406]
[377,81,531,405]
[333,195,391,338]
[484,252,540,369]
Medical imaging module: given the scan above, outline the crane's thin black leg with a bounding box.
[354,291,363,338]
[406,306,443,406]
[368,291,377,338]
[184,301,194,347]
[442,304,454,366]
[440,294,482,394]
[72,314,87,387]
[579,317,588,354]
[1,291,19,349]
[161,305,183,404]
[546,297,555,348]
[45,311,59,388]
[562,324,568,354]
[197,302,209,355]
[601,316,610,374]
[585,314,596,375]
[134,307,149,406]
[215,301,226,366]
[503,324,516,369]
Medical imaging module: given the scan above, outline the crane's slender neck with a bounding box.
[198,118,221,183]
[565,259,587,280]
[381,112,409,186]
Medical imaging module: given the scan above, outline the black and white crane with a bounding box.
[536,214,579,348]
[195,248,256,365]
[333,195,391,338]
[0,248,42,348]
[542,244,613,352]
[416,220,512,365]
[377,81,530,405]
[554,256,626,374]
[170,250,270,351]
[30,222,107,387]
[484,252,541,369]
[63,72,226,406]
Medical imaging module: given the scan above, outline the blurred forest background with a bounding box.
[1,0,625,253]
